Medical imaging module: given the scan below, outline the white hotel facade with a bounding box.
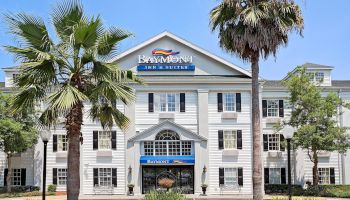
[1,32,350,196]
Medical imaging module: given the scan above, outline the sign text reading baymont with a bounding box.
[137,48,195,71]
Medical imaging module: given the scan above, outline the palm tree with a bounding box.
[210,0,303,199]
[4,1,140,199]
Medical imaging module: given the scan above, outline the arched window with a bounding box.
[155,130,180,140]
[143,130,192,156]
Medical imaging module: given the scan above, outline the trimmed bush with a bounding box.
[265,184,350,198]
[0,186,40,193]
[144,190,186,200]
[47,184,57,192]
[265,184,303,194]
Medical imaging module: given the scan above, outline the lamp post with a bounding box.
[282,125,295,200]
[40,130,51,200]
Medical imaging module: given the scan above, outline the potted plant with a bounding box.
[128,184,134,195]
[201,184,208,195]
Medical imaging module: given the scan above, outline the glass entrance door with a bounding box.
[142,166,194,194]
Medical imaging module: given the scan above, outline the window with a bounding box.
[268,134,280,151]
[144,141,154,156]
[57,168,67,185]
[168,141,181,155]
[160,93,176,112]
[315,72,324,82]
[267,100,279,117]
[307,72,324,83]
[58,135,68,151]
[99,168,112,186]
[143,130,192,156]
[224,168,238,186]
[155,141,167,156]
[269,168,281,184]
[181,141,192,155]
[223,93,236,112]
[98,131,111,150]
[318,168,330,184]
[224,130,237,149]
[11,169,21,186]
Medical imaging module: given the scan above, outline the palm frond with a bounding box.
[51,0,84,41]
[47,84,88,112]
[12,85,46,113]
[73,16,103,49]
[38,108,60,128]
[89,79,134,105]
[90,103,129,130]
[15,60,57,87]
[97,27,132,58]
[4,12,51,51]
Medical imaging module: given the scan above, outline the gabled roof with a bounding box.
[128,120,207,142]
[301,62,334,69]
[282,62,334,80]
[110,31,252,78]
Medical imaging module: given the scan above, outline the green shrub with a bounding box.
[144,190,186,200]
[47,184,56,192]
[265,184,303,194]
[265,184,350,198]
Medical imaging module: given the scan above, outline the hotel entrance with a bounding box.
[142,166,194,194]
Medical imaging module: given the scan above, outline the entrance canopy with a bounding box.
[140,155,195,165]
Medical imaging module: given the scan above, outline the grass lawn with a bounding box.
[264,195,326,200]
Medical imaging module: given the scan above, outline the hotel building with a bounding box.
[1,32,349,196]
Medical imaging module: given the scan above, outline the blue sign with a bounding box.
[137,65,195,71]
[140,155,195,165]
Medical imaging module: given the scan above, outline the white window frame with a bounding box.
[267,100,279,117]
[98,168,112,187]
[11,168,21,186]
[307,71,324,83]
[57,135,68,152]
[98,131,112,150]
[57,168,67,186]
[159,93,177,112]
[143,140,193,156]
[318,168,330,185]
[224,168,238,187]
[268,134,280,151]
[223,93,236,112]
[223,130,237,150]
[269,168,281,184]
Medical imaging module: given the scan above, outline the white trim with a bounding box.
[109,31,252,78]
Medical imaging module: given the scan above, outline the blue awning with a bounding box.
[140,155,195,165]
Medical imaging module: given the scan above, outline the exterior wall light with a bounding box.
[203,165,207,173]
[128,165,132,174]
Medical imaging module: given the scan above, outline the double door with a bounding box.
[142,166,194,194]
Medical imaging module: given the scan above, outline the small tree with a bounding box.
[283,67,350,186]
[0,93,38,192]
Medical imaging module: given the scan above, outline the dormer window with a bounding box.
[306,72,324,83]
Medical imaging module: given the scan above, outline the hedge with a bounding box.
[265,184,350,198]
[0,186,40,193]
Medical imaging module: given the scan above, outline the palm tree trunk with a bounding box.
[252,54,263,200]
[66,102,83,200]
[312,147,319,186]
[6,154,12,193]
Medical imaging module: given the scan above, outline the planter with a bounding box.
[201,187,207,195]
[128,186,134,195]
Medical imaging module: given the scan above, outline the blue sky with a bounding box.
[0,0,349,81]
